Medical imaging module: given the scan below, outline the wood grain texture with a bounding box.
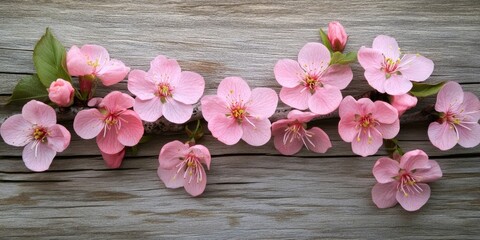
[0,0,479,239]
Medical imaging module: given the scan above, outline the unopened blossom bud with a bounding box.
[48,78,74,107]
[327,21,348,52]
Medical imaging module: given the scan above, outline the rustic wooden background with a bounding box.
[1,0,479,239]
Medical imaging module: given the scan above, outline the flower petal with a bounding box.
[279,85,309,110]
[435,81,464,113]
[134,97,163,122]
[321,64,353,90]
[127,69,156,100]
[373,157,400,184]
[117,111,144,147]
[66,45,93,76]
[297,42,330,75]
[100,91,135,112]
[171,71,205,104]
[183,165,207,197]
[158,140,187,169]
[47,124,71,152]
[208,116,243,145]
[412,160,442,183]
[22,141,56,172]
[428,122,458,151]
[396,183,431,211]
[287,110,317,123]
[157,167,184,189]
[351,128,383,157]
[357,47,384,70]
[241,118,272,146]
[338,116,358,142]
[371,182,398,209]
[96,59,130,86]
[400,149,431,171]
[217,76,251,103]
[375,119,400,139]
[398,54,434,82]
[101,148,125,169]
[163,99,193,124]
[201,95,228,122]
[383,75,413,96]
[148,55,181,82]
[273,127,303,155]
[364,68,387,93]
[80,44,110,67]
[308,85,342,115]
[462,92,480,122]
[338,96,359,119]
[73,109,105,139]
[0,114,32,147]
[22,100,57,127]
[274,59,304,88]
[372,100,399,124]
[190,144,212,170]
[247,87,278,119]
[372,35,400,60]
[305,127,332,154]
[96,128,124,155]
[457,123,480,148]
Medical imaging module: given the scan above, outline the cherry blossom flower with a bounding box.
[128,55,205,124]
[201,77,278,146]
[327,21,348,52]
[67,44,130,86]
[0,100,71,172]
[358,35,434,95]
[274,42,353,114]
[428,81,480,150]
[372,149,442,211]
[390,93,418,116]
[338,96,400,157]
[272,110,331,155]
[157,140,211,197]
[73,91,144,158]
[48,78,74,107]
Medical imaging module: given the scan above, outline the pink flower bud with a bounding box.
[390,93,418,116]
[48,79,74,107]
[327,21,348,52]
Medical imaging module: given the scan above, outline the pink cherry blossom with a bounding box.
[274,42,353,115]
[272,110,332,155]
[128,55,205,124]
[201,77,278,146]
[372,149,442,211]
[327,21,348,52]
[428,81,480,150]
[48,78,74,107]
[358,35,434,95]
[157,140,211,197]
[338,96,400,157]
[390,93,418,116]
[67,44,130,86]
[74,91,144,159]
[0,100,71,172]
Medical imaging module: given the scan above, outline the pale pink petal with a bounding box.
[190,145,212,169]
[287,110,317,123]
[457,123,480,148]
[305,127,332,153]
[157,167,184,189]
[148,55,181,81]
[338,96,360,119]
[462,92,480,122]
[100,91,135,112]
[279,85,309,110]
[0,114,32,147]
[158,140,187,169]
[96,59,130,86]
[171,71,205,104]
[127,69,156,100]
[428,122,458,151]
[273,129,303,155]
[274,59,304,88]
[117,111,144,147]
[183,165,207,197]
[435,81,464,113]
[412,160,442,183]
[398,54,434,82]
[390,94,418,116]
[357,47,384,70]
[383,74,413,96]
[371,182,398,209]
[338,116,358,142]
[208,116,243,145]
[163,99,193,124]
[400,149,431,171]
[271,119,291,136]
[373,157,400,184]
[66,45,93,76]
[241,117,272,146]
[297,42,330,75]
[396,183,431,211]
[321,64,353,90]
[372,35,400,60]
[80,45,110,67]
[372,101,399,124]
[96,128,124,155]
[200,95,228,122]
[46,124,70,152]
[217,77,251,102]
[73,109,105,139]
[247,88,278,118]
[351,129,383,157]
[375,119,400,139]
[22,100,57,127]
[22,142,56,172]
[308,85,342,115]
[134,97,163,122]
[364,68,387,93]
[87,97,103,107]
[358,98,376,115]
[101,148,125,169]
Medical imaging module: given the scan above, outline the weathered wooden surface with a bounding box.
[1,0,479,239]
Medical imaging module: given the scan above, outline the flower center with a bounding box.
[156,83,173,103]
[33,126,48,142]
[175,152,204,184]
[383,57,400,78]
[283,121,316,149]
[101,111,127,137]
[354,113,380,144]
[86,57,100,68]
[396,170,423,197]
[303,75,321,94]
[226,102,249,124]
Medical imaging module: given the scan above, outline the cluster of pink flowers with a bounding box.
[1,23,479,205]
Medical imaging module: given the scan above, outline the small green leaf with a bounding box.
[329,51,357,65]
[8,74,49,104]
[341,51,357,64]
[409,81,446,97]
[319,28,333,53]
[33,27,71,88]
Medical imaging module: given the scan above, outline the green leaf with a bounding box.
[33,27,71,88]
[319,28,333,53]
[8,74,49,104]
[409,81,446,97]
[329,51,357,65]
